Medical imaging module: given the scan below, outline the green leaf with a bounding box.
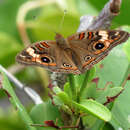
[53,86,62,94]
[124,39,130,62]
[30,101,63,130]
[123,26,130,62]
[110,81,130,129]
[75,67,96,87]
[81,82,97,100]
[53,95,73,116]
[73,99,111,121]
[53,95,64,106]
[96,87,123,104]
[90,119,105,130]
[57,92,72,106]
[68,74,77,101]
[64,82,72,99]
[53,87,72,107]
[77,68,96,102]
[0,109,26,130]
[0,68,36,130]
[0,32,22,67]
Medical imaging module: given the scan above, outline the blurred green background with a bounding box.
[0,0,130,130]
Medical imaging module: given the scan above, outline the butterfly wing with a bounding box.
[16,30,129,74]
[16,40,81,74]
[67,30,129,72]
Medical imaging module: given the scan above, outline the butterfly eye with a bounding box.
[94,43,105,50]
[84,55,92,62]
[63,63,72,68]
[41,56,51,63]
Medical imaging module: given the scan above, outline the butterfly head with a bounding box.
[55,33,63,40]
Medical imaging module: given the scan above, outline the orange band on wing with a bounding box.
[88,32,92,39]
[79,32,85,40]
[40,42,50,48]
[62,67,78,70]
[41,62,56,66]
[35,44,44,51]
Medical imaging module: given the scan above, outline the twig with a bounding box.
[7,64,25,75]
[0,65,43,104]
[103,90,123,106]
[103,74,130,106]
[87,0,122,30]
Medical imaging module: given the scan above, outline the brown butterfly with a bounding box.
[16,30,129,74]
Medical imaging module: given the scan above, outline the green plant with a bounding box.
[0,0,130,130]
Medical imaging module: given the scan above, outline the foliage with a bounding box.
[0,0,130,130]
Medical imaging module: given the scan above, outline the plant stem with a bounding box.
[78,70,91,102]
[68,74,77,101]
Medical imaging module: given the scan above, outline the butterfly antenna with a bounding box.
[58,9,67,32]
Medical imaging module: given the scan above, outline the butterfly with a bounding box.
[16,30,129,74]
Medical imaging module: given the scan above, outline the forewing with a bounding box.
[67,30,129,72]
[16,40,80,74]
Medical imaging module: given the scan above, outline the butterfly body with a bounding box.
[16,30,129,74]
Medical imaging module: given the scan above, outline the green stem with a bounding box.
[68,74,77,101]
[78,70,91,102]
